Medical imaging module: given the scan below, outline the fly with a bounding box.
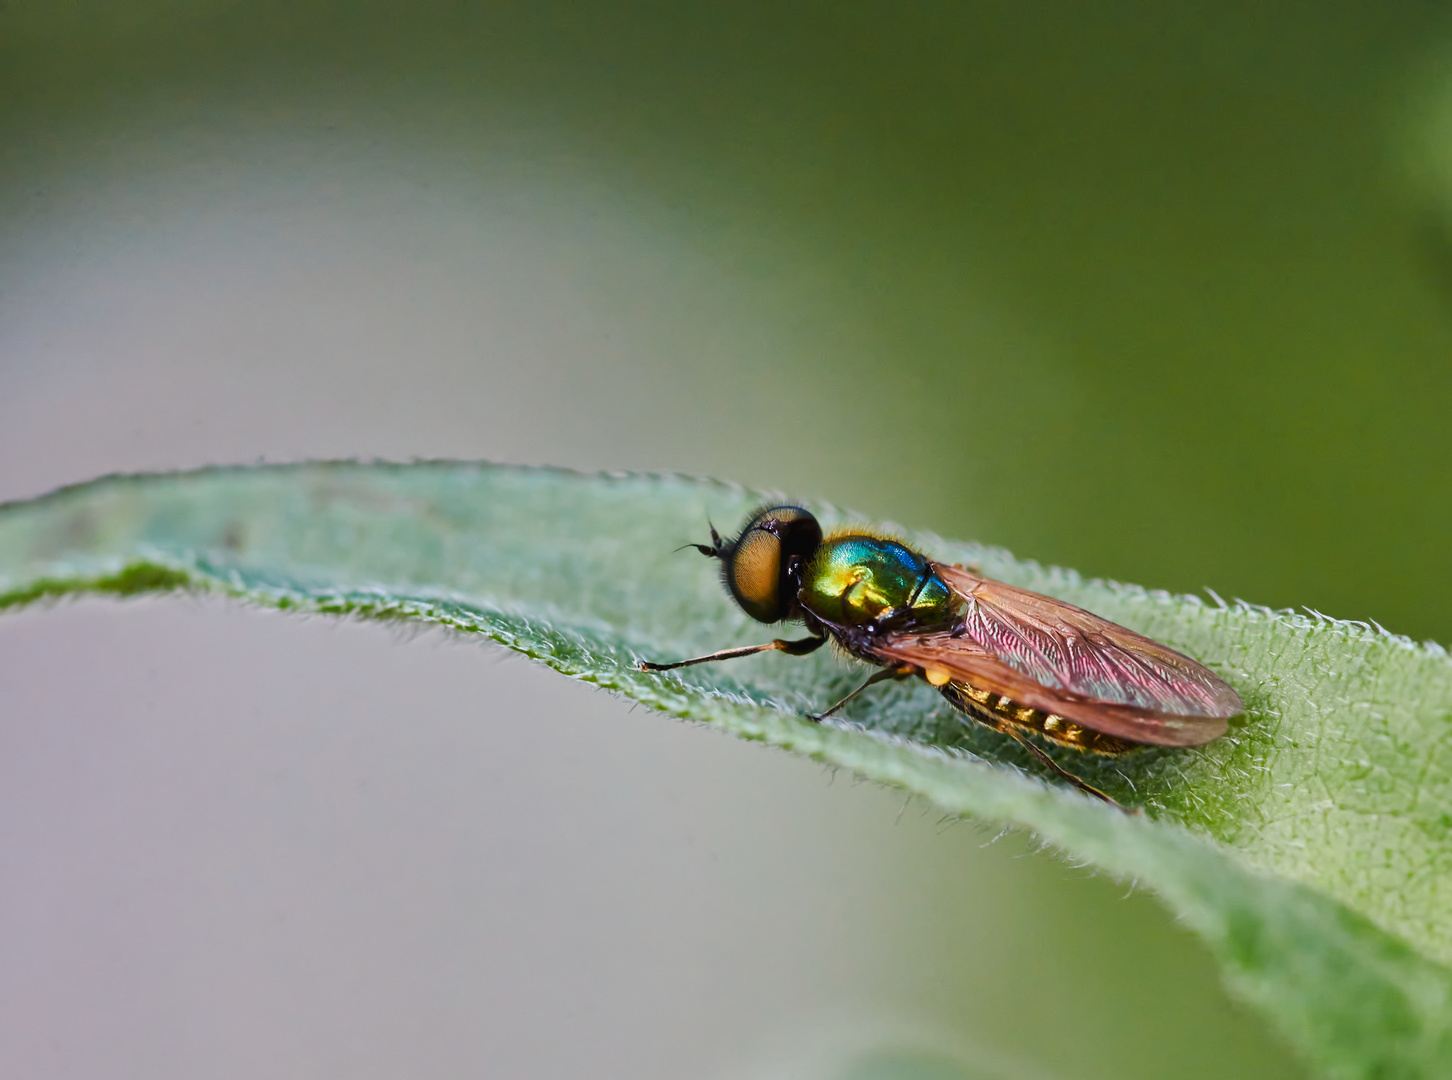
[640,505,1243,806]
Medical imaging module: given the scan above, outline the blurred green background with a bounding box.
[3,2,1450,1077]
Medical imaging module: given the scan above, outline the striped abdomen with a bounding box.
[940,681,1135,756]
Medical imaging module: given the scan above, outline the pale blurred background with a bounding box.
[5,3,1452,1077]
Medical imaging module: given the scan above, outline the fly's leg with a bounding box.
[999,727,1124,809]
[940,682,1129,810]
[809,664,915,722]
[639,634,827,672]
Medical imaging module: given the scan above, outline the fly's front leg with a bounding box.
[640,633,827,672]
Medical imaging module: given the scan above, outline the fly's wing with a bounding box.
[872,563,1242,747]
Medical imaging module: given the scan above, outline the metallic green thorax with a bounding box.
[798,536,953,628]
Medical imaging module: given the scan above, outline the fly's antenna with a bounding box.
[672,542,719,557]
[674,517,727,559]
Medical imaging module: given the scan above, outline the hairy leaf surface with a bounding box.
[2,462,1450,1079]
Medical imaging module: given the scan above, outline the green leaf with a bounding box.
[2,461,1450,1079]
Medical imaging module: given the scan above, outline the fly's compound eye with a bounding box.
[724,506,823,623]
